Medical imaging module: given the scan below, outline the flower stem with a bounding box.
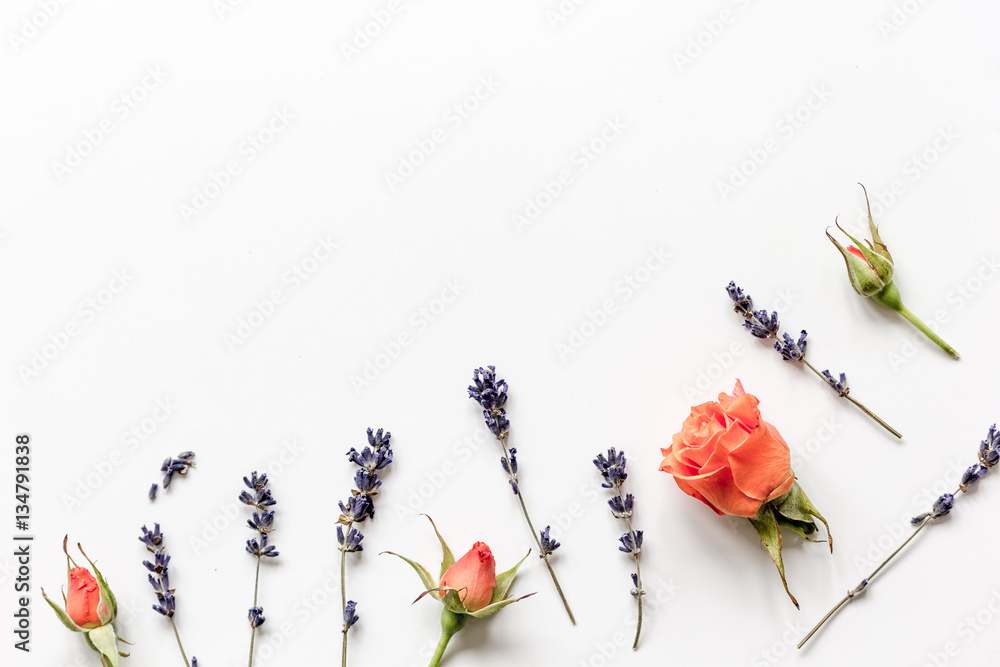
[169,618,190,667]
[897,305,959,359]
[248,555,261,667]
[798,488,962,650]
[428,608,467,667]
[340,546,348,667]
[498,436,576,624]
[801,360,901,438]
[625,512,643,650]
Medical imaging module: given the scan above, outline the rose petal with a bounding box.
[727,420,793,501]
[674,465,761,518]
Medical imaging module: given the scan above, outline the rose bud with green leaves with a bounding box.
[42,536,128,667]
[384,516,534,667]
[659,380,831,608]
[827,183,959,359]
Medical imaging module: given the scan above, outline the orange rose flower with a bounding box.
[66,566,113,629]
[660,380,794,518]
[440,542,497,613]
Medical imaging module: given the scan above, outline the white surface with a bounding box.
[4,2,1000,666]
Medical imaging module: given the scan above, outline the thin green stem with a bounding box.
[428,630,453,667]
[169,617,190,667]
[623,511,643,650]
[498,436,576,624]
[248,555,261,667]
[898,306,959,359]
[428,609,467,667]
[341,546,348,667]
[802,359,901,438]
[799,488,964,649]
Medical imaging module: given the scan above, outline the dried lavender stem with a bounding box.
[170,618,190,667]
[801,360,901,438]
[799,487,962,649]
[498,435,575,624]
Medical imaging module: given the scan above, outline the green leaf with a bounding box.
[466,593,535,619]
[772,481,832,553]
[748,506,798,609]
[422,515,455,581]
[490,550,530,606]
[41,588,85,633]
[382,551,436,593]
[86,624,120,667]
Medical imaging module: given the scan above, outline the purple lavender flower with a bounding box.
[594,447,644,648]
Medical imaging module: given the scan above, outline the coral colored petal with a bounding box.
[847,245,866,260]
[671,474,724,515]
[723,393,760,430]
[681,466,761,518]
[727,422,793,501]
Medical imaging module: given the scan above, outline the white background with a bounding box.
[4,1,1000,666]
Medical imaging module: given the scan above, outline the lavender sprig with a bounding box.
[799,424,1000,649]
[594,448,644,650]
[727,281,901,438]
[241,472,278,667]
[338,428,393,667]
[153,451,196,497]
[469,366,576,624]
[139,524,195,667]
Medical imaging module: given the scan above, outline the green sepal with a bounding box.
[771,481,833,553]
[835,220,894,285]
[382,551,436,593]
[86,624,120,667]
[490,550,529,606]
[421,515,455,581]
[859,183,893,262]
[748,504,798,609]
[41,587,85,633]
[440,588,467,615]
[466,592,536,619]
[79,543,118,622]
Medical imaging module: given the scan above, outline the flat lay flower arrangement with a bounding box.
[43,184,990,664]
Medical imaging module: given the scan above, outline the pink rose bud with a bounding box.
[66,566,113,629]
[439,542,497,612]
